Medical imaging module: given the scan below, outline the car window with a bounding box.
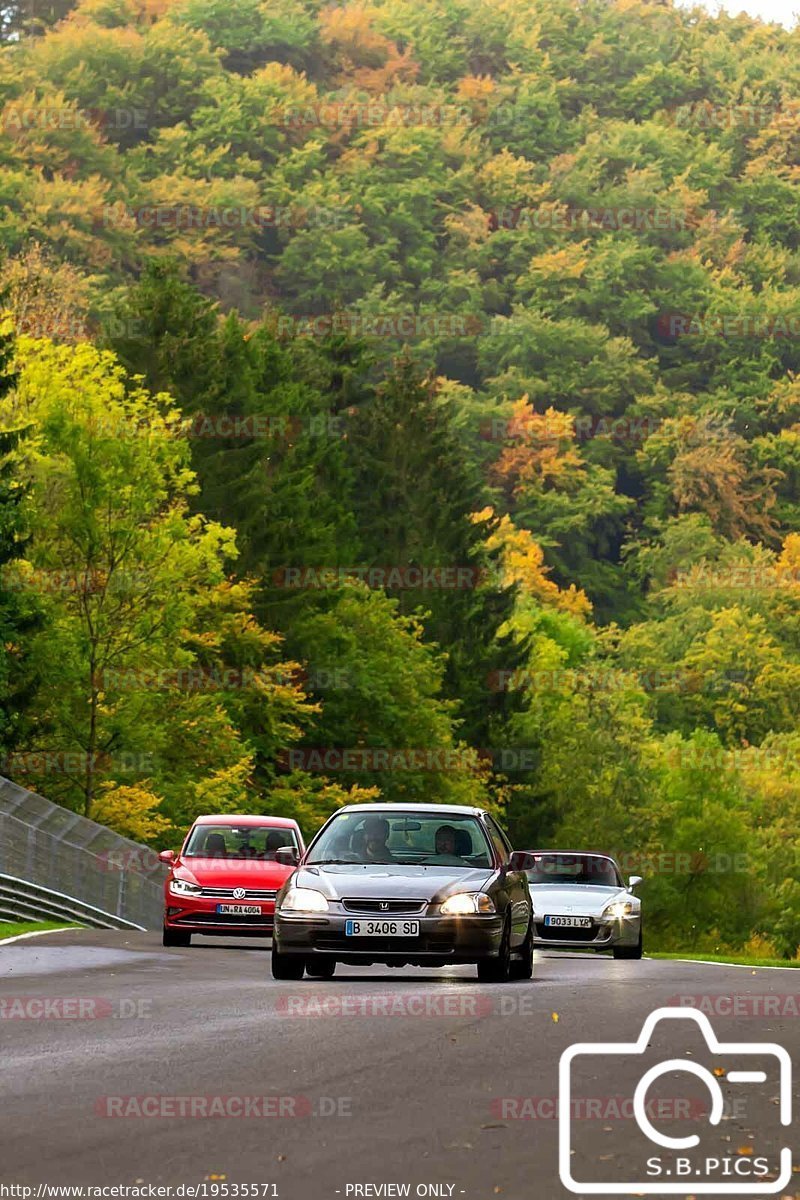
[306,812,493,867]
[526,854,621,887]
[484,817,511,865]
[183,825,299,859]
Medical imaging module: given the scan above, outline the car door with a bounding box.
[484,816,531,946]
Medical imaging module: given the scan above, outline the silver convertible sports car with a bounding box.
[522,850,643,959]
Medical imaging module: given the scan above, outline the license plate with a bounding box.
[216,904,262,915]
[345,919,419,937]
[544,915,592,928]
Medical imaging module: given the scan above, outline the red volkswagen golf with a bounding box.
[159,815,303,946]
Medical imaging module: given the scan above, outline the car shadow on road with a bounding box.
[185,940,272,951]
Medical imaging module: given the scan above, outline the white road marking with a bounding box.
[0,926,76,947]
[675,957,800,971]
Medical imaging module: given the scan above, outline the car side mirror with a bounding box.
[628,875,643,889]
[158,850,176,864]
[508,850,536,873]
[275,846,300,866]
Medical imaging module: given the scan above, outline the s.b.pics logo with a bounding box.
[559,1007,793,1194]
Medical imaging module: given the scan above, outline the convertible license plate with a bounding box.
[216,904,262,915]
[544,915,592,928]
[345,919,419,937]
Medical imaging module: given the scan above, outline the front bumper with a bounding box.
[533,914,640,951]
[164,895,276,937]
[274,911,504,964]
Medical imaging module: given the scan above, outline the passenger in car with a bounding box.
[265,831,287,860]
[203,832,227,857]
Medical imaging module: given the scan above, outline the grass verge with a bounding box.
[0,920,78,940]
[649,951,800,968]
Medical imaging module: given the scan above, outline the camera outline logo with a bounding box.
[558,1006,792,1194]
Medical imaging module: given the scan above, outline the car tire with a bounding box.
[163,926,191,947]
[271,944,306,980]
[477,915,512,983]
[305,958,336,979]
[510,916,534,980]
[613,927,643,960]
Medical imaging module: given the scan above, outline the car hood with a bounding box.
[529,884,632,916]
[291,862,495,903]
[173,858,295,889]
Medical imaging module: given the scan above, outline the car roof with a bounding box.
[192,815,299,827]
[334,803,488,817]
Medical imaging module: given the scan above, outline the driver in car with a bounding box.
[433,824,465,863]
[362,816,392,862]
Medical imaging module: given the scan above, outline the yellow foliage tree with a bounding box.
[478,507,591,618]
[92,783,172,841]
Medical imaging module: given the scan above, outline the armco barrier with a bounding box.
[0,873,144,929]
[0,776,165,930]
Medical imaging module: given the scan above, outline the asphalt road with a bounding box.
[1,931,797,1200]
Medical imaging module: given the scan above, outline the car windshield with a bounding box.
[183,824,299,859]
[307,811,493,868]
[526,854,621,887]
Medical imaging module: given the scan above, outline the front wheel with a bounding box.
[271,944,306,980]
[613,927,643,960]
[477,917,512,983]
[510,916,534,980]
[163,926,191,947]
[305,957,336,979]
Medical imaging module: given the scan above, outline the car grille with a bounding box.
[180,912,273,926]
[313,932,454,954]
[199,887,278,900]
[341,898,427,915]
[536,921,597,943]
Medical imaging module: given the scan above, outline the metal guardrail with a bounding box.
[0,777,165,930]
[0,873,144,930]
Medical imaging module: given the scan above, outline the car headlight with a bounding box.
[603,900,634,919]
[440,892,496,915]
[169,877,202,896]
[278,887,329,914]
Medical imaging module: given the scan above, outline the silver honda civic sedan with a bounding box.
[520,850,643,959]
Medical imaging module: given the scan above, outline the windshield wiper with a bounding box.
[308,858,358,865]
